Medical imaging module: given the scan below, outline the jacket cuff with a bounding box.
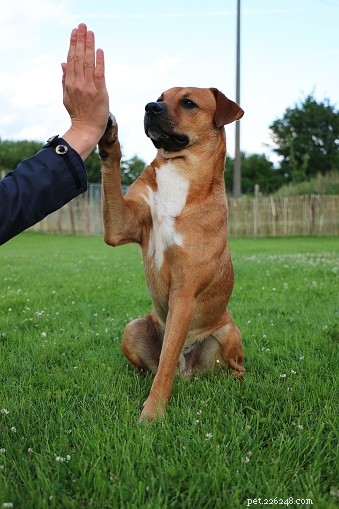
[42,136,87,191]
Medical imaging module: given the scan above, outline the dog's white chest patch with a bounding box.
[144,162,189,270]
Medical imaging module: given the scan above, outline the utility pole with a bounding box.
[232,0,241,197]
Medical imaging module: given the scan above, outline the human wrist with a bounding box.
[62,124,104,161]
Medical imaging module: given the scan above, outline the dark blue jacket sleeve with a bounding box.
[0,139,88,245]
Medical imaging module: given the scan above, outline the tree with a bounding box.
[85,152,145,184]
[0,139,145,184]
[269,95,339,182]
[120,155,145,185]
[0,139,42,173]
[225,152,285,195]
[84,149,101,182]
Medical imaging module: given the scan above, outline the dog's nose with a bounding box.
[145,102,165,116]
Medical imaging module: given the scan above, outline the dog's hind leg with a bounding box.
[213,319,245,378]
[122,314,162,374]
[182,337,221,378]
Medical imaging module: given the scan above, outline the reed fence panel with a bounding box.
[30,185,339,237]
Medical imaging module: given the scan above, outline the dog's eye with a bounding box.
[181,99,197,109]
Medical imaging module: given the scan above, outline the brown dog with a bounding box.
[99,87,245,421]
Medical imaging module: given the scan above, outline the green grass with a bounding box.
[0,233,338,509]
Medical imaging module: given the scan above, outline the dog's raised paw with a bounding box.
[106,112,117,131]
[98,112,119,159]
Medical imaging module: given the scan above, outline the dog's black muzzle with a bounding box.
[144,101,189,152]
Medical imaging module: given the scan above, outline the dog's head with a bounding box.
[144,87,244,152]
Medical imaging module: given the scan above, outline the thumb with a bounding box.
[61,63,67,91]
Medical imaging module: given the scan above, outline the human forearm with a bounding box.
[0,143,87,245]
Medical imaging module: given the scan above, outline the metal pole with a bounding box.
[233,0,241,197]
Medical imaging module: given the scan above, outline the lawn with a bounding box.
[0,233,338,509]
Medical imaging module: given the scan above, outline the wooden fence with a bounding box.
[228,194,339,236]
[30,185,339,237]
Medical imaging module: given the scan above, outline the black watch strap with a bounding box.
[43,136,82,189]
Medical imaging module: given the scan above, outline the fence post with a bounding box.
[310,194,319,235]
[69,202,75,235]
[270,196,277,236]
[85,192,90,235]
[283,197,288,235]
[253,184,260,236]
[56,208,62,232]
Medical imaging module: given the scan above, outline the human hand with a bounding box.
[61,23,109,160]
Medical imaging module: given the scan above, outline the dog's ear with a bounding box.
[210,88,244,127]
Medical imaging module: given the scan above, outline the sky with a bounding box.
[0,0,338,165]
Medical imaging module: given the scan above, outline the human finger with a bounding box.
[94,48,107,91]
[84,30,95,83]
[74,23,87,79]
[65,28,77,84]
[61,63,66,92]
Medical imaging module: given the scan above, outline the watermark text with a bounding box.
[246,497,313,507]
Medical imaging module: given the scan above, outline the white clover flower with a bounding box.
[2,503,14,508]
[205,433,213,440]
[28,448,33,454]
[0,448,6,454]
[56,454,71,462]
[290,369,297,375]
[194,419,200,425]
[10,427,16,433]
[41,332,47,337]
[1,409,9,415]
[242,456,250,464]
[280,373,287,378]
[297,424,304,430]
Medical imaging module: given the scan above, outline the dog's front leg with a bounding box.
[98,114,141,246]
[140,294,196,422]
